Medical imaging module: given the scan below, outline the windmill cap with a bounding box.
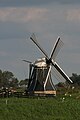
[34,58,47,67]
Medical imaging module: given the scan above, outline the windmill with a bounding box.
[23,34,73,96]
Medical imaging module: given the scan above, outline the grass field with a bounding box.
[0,94,80,120]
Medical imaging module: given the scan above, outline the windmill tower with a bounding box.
[23,34,73,96]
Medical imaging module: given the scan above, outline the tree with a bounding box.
[0,70,19,88]
[19,79,28,86]
[2,71,14,87]
[9,78,19,88]
[70,73,80,86]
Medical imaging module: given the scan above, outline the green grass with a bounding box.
[0,95,80,120]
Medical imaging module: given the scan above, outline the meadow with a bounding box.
[0,94,80,120]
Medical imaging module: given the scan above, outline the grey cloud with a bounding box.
[55,0,80,4]
[0,0,80,7]
[0,22,30,39]
[0,0,53,7]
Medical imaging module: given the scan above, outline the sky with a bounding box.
[0,0,80,81]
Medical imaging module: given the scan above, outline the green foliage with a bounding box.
[0,96,80,120]
[19,79,28,86]
[0,69,29,89]
[70,73,80,86]
[0,69,19,88]
[9,78,19,88]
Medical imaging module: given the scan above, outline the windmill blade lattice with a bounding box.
[52,62,73,83]
[22,60,32,64]
[50,37,64,61]
[30,33,49,59]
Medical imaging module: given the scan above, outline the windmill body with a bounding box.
[27,58,55,93]
[23,34,73,96]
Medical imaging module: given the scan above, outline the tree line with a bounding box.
[0,69,29,89]
[0,69,19,88]
[0,69,80,89]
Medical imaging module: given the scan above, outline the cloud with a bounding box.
[0,51,9,56]
[0,0,80,7]
[57,0,80,4]
[66,9,80,22]
[0,7,49,39]
[0,0,54,7]
[0,7,48,23]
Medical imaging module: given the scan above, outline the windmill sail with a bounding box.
[44,65,52,90]
[30,33,49,59]
[22,60,32,64]
[52,62,73,83]
[50,37,64,60]
[44,65,55,90]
